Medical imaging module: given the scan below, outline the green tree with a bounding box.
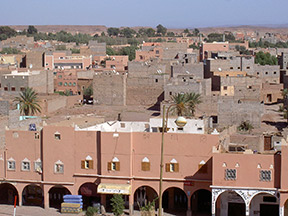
[167,32,175,37]
[83,85,93,97]
[70,48,80,54]
[283,108,288,123]
[111,194,125,216]
[186,92,202,116]
[55,45,66,50]
[14,87,41,116]
[107,27,120,36]
[0,26,17,39]
[193,28,200,36]
[237,121,254,132]
[118,45,137,61]
[156,24,167,36]
[255,51,278,65]
[183,29,190,34]
[0,47,21,54]
[282,88,288,100]
[170,92,202,116]
[120,28,136,38]
[106,46,115,55]
[27,25,38,34]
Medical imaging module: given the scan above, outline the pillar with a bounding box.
[43,184,50,209]
[18,193,22,206]
[129,194,134,216]
[245,203,249,216]
[101,194,106,208]
[186,194,192,216]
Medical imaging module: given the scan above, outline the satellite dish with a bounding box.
[218,68,222,72]
[29,64,33,69]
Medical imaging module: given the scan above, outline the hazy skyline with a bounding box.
[1,0,288,28]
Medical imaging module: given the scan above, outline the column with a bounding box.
[43,184,50,209]
[186,194,192,216]
[129,194,134,216]
[18,193,22,206]
[245,202,249,216]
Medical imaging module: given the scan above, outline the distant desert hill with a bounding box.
[8,25,288,35]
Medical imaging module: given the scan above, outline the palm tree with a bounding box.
[170,92,202,116]
[186,92,202,116]
[14,87,41,116]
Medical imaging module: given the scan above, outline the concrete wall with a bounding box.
[254,64,280,84]
[0,101,9,116]
[126,75,165,106]
[218,98,263,128]
[93,73,126,105]
[171,63,204,79]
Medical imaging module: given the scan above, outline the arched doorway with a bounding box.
[191,189,211,215]
[162,187,187,214]
[215,191,245,216]
[78,183,100,209]
[134,186,158,210]
[49,186,71,209]
[22,185,43,207]
[0,183,19,205]
[249,193,279,216]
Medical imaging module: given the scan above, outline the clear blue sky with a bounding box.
[1,0,288,28]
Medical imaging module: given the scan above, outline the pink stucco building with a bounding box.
[1,123,288,216]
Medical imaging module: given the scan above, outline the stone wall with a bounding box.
[0,101,9,116]
[171,63,204,79]
[254,64,280,84]
[126,75,165,106]
[93,73,126,105]
[217,98,263,128]
[28,71,54,94]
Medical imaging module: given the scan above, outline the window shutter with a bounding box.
[142,162,150,171]
[174,163,179,172]
[146,162,150,171]
[165,163,170,172]
[115,162,120,171]
[81,160,85,169]
[89,160,94,169]
[141,162,146,171]
[107,162,112,171]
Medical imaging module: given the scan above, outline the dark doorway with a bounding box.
[191,189,211,215]
[22,185,43,207]
[78,183,100,210]
[260,204,279,216]
[228,203,245,216]
[49,186,71,209]
[0,183,19,205]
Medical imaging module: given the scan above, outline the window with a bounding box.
[265,72,268,75]
[155,50,159,54]
[155,79,158,83]
[120,123,125,128]
[7,159,15,171]
[166,159,179,172]
[55,160,64,173]
[73,82,76,86]
[81,156,93,169]
[274,71,277,75]
[260,170,271,182]
[21,159,30,171]
[257,72,259,75]
[34,132,40,139]
[230,67,233,70]
[247,66,250,69]
[225,169,236,180]
[64,82,67,86]
[141,157,150,171]
[223,86,227,90]
[108,157,120,171]
[20,87,25,92]
[34,159,42,173]
[238,67,240,69]
[58,82,62,86]
[58,75,62,78]
[54,132,61,140]
[11,87,16,91]
[4,87,8,91]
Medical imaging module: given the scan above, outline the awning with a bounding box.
[97,183,131,195]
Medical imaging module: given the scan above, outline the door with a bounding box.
[228,203,245,216]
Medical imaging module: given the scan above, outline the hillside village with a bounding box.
[1,25,288,215]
